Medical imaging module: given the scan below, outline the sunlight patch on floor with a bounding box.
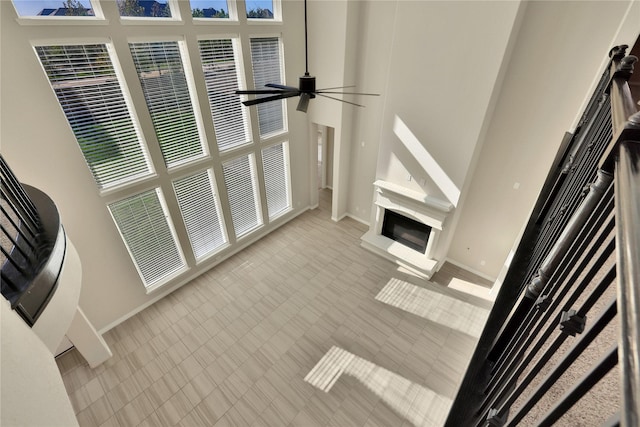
[375,278,489,337]
[305,346,451,427]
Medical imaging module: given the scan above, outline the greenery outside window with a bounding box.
[245,0,275,19]
[129,40,208,168]
[117,0,172,18]
[190,0,230,19]
[35,43,153,190]
[12,0,101,18]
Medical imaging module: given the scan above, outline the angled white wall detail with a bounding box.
[393,116,460,207]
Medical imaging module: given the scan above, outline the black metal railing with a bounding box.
[1,155,66,326]
[446,45,640,426]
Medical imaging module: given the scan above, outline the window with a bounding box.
[262,142,291,219]
[198,38,250,152]
[173,170,227,260]
[109,189,185,285]
[35,44,152,190]
[13,0,96,17]
[191,0,230,19]
[117,0,172,18]
[33,10,293,290]
[250,37,285,137]
[246,0,274,19]
[129,41,206,167]
[223,154,262,238]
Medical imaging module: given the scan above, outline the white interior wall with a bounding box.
[447,0,638,278]
[351,0,523,273]
[1,300,78,426]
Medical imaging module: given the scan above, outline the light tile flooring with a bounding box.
[56,190,493,427]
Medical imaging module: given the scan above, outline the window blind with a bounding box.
[222,154,262,238]
[249,37,285,137]
[108,188,185,286]
[35,44,151,189]
[262,142,290,219]
[173,169,227,260]
[198,38,250,152]
[129,41,205,167]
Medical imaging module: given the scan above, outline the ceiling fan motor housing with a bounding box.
[299,74,316,98]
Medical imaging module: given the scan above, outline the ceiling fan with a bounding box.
[235,0,379,113]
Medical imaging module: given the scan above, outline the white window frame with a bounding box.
[245,0,282,23]
[248,34,288,140]
[117,0,182,24]
[128,36,211,171]
[262,140,292,220]
[32,38,157,194]
[107,186,188,290]
[13,0,107,24]
[28,5,295,293]
[197,34,253,154]
[190,0,239,23]
[172,167,230,263]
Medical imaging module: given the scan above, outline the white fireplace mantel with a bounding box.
[361,180,453,279]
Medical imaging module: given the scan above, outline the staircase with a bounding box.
[445,45,640,427]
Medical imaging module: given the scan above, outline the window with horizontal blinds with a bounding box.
[108,188,185,286]
[129,41,206,167]
[35,44,152,189]
[173,169,227,260]
[250,37,285,137]
[223,154,262,238]
[198,38,250,152]
[262,142,290,219]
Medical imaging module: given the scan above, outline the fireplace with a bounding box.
[361,180,453,279]
[382,210,431,254]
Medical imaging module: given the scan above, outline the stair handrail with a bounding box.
[599,46,640,427]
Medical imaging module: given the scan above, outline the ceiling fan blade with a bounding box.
[236,89,293,95]
[317,93,365,108]
[242,91,300,106]
[265,83,301,91]
[296,93,311,112]
[315,85,356,91]
[316,91,380,96]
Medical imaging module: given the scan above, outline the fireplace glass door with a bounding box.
[381,209,431,254]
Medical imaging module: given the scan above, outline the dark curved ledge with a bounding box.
[8,185,66,326]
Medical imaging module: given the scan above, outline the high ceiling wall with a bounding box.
[338,0,639,280]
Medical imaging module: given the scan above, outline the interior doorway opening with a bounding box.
[313,123,335,212]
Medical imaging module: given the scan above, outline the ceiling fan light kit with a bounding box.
[235,0,378,113]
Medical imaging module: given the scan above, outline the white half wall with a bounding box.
[1,299,78,427]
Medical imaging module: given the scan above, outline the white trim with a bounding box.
[445,257,497,283]
[345,213,370,227]
[18,17,108,25]
[30,36,112,46]
[361,180,454,280]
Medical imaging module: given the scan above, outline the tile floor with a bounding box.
[56,190,494,427]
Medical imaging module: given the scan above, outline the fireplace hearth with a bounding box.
[361,180,453,279]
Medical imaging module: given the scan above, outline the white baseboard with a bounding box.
[345,213,370,226]
[99,206,312,335]
[445,257,497,283]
